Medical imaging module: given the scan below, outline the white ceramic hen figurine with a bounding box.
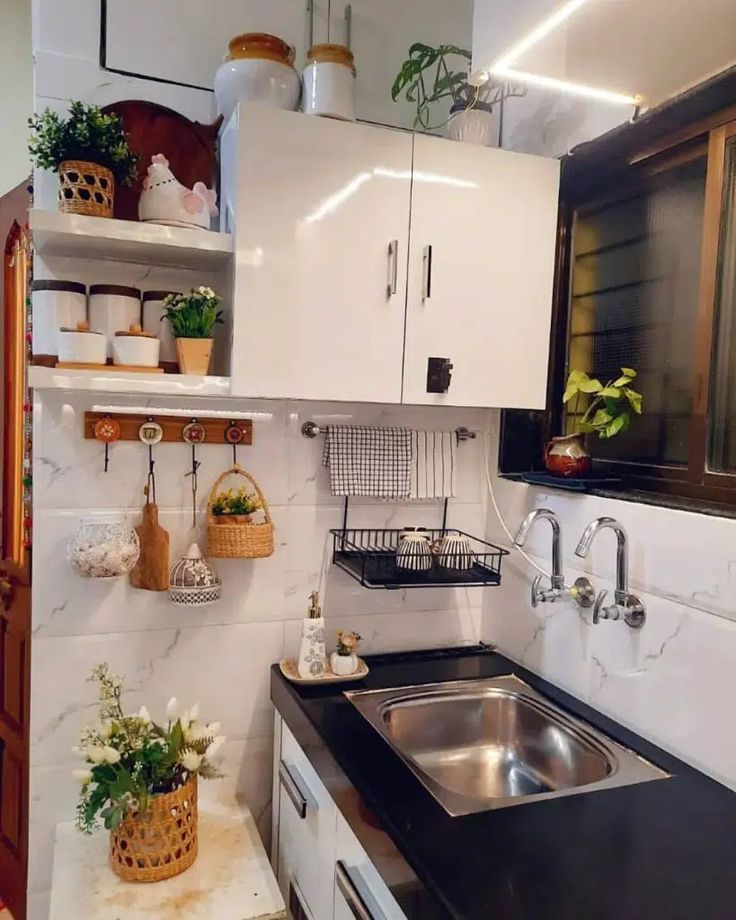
[138,154,218,230]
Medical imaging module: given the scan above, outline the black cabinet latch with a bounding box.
[427,357,453,394]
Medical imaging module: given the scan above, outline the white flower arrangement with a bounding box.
[74,663,225,834]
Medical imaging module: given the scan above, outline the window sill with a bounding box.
[500,473,736,520]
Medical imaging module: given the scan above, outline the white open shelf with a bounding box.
[28,365,232,398]
[29,209,233,271]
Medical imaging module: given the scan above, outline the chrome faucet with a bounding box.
[575,517,646,628]
[514,509,593,609]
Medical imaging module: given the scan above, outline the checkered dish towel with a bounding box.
[323,425,412,498]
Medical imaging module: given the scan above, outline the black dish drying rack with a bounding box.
[330,526,509,590]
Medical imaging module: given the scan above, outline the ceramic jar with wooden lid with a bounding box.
[113,325,161,368]
[89,285,141,358]
[214,33,301,120]
[31,280,87,364]
[303,44,356,121]
[57,321,106,366]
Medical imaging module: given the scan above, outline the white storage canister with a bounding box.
[113,325,160,368]
[303,44,356,121]
[31,280,87,361]
[58,321,106,365]
[89,285,141,358]
[142,290,179,364]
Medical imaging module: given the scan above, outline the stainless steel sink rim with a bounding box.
[346,675,669,816]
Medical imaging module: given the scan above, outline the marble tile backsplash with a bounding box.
[29,390,491,897]
[482,451,736,792]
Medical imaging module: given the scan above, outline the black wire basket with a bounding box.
[330,527,509,590]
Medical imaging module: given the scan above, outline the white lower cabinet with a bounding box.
[275,718,407,920]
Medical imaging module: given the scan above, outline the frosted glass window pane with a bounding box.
[568,157,707,467]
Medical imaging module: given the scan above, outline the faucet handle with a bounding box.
[591,589,646,629]
[592,589,609,625]
[531,574,544,608]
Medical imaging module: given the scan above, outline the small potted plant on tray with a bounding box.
[163,286,223,375]
[210,486,262,525]
[330,630,362,676]
[28,101,139,218]
[545,366,644,477]
[73,663,225,882]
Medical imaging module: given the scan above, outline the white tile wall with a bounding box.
[482,414,736,793]
[29,390,491,903]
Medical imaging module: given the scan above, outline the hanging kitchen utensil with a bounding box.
[130,432,170,591]
[169,420,221,606]
[93,415,121,472]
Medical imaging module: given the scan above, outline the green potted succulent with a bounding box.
[28,101,138,218]
[545,367,644,477]
[391,43,525,143]
[162,286,223,375]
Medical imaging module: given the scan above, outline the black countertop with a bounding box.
[271,646,736,919]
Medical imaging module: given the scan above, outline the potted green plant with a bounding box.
[162,286,223,375]
[545,367,644,477]
[73,663,225,882]
[28,102,138,218]
[210,486,262,525]
[391,43,525,143]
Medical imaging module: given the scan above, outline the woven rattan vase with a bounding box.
[109,776,198,882]
[58,159,114,218]
[207,465,275,559]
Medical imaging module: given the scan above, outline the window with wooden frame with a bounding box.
[500,75,736,511]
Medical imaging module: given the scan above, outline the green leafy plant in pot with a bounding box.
[163,286,223,376]
[545,367,644,477]
[28,102,138,218]
[391,43,525,142]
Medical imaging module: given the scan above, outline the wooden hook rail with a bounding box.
[84,412,253,444]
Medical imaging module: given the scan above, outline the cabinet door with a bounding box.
[312,0,473,130]
[104,0,308,90]
[230,106,412,402]
[334,813,408,920]
[403,134,560,408]
[277,723,337,920]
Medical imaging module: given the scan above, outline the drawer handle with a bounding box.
[422,244,433,302]
[335,860,386,920]
[387,239,399,297]
[279,760,309,819]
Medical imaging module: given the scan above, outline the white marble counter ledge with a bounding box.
[49,798,286,920]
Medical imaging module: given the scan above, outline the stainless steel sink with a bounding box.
[345,675,668,815]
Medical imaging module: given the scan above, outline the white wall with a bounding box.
[0,0,32,196]
[482,413,736,792]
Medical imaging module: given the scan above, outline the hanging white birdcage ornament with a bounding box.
[168,541,221,607]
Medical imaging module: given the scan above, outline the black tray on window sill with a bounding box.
[330,528,508,590]
[521,471,624,492]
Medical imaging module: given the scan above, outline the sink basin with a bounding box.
[346,675,668,815]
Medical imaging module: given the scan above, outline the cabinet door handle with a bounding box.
[344,3,353,48]
[335,861,386,920]
[279,760,309,819]
[422,244,433,302]
[387,239,399,297]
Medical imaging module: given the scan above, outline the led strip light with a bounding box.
[475,0,640,107]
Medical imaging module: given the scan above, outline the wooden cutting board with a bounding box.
[130,501,170,591]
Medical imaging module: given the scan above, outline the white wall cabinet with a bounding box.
[227,106,412,403]
[226,106,560,408]
[403,133,560,408]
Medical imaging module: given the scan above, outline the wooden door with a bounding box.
[0,222,31,920]
[403,133,560,408]
[229,106,412,403]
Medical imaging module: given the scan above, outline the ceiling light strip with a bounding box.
[493,0,592,69]
[493,66,639,106]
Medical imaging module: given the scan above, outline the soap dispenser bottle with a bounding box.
[297,591,326,679]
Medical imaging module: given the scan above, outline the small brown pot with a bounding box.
[58,159,114,218]
[176,338,213,375]
[214,514,252,525]
[544,433,592,477]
